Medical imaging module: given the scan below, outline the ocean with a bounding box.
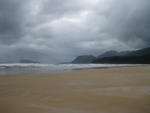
[0,63,147,75]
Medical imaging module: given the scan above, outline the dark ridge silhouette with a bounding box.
[71,55,96,64]
[97,50,131,58]
[97,50,118,58]
[70,46,150,64]
[97,47,150,58]
[124,47,150,57]
[92,55,150,64]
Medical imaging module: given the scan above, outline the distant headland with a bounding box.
[19,60,40,63]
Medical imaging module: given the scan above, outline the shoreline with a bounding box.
[0,66,150,113]
[0,64,149,76]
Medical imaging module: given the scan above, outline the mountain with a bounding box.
[71,55,96,64]
[97,50,131,58]
[70,46,150,64]
[97,50,118,58]
[92,46,150,64]
[19,60,40,63]
[97,46,150,58]
[118,51,131,56]
[92,55,150,64]
[125,47,150,57]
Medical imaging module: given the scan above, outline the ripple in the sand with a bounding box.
[19,91,31,97]
[89,86,150,99]
[8,92,19,96]
[27,103,103,113]
[31,94,41,98]
[42,96,52,100]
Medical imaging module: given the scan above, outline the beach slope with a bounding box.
[0,66,150,113]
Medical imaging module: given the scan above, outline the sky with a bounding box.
[0,0,150,63]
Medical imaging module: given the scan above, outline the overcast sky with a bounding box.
[0,0,150,63]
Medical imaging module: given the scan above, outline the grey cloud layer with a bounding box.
[0,0,150,63]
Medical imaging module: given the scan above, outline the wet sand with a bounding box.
[0,66,150,113]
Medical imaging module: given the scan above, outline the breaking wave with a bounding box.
[0,63,147,75]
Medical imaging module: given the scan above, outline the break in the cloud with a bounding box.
[0,0,150,63]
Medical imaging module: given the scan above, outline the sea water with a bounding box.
[0,63,147,75]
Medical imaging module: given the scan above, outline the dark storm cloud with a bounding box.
[0,0,27,44]
[0,0,150,63]
[87,0,150,49]
[111,0,150,48]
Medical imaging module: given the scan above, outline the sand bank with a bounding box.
[0,66,150,113]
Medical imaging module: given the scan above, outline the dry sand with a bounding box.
[0,66,150,113]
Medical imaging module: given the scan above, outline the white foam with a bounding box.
[0,63,148,75]
[0,63,145,69]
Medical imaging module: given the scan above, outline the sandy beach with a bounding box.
[0,66,150,113]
